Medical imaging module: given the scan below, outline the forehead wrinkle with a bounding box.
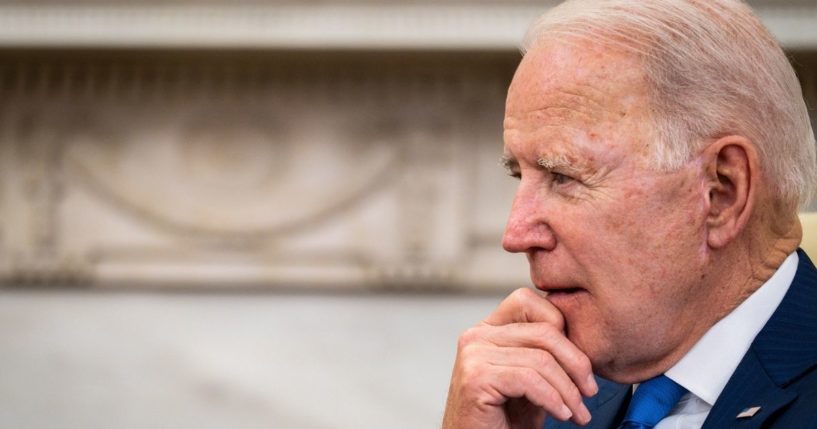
[542,84,618,115]
[527,107,595,128]
[510,107,622,152]
[556,83,610,112]
[525,123,592,137]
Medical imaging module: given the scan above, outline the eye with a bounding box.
[552,172,573,185]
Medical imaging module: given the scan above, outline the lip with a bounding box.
[545,287,584,295]
[538,286,588,304]
[534,284,584,294]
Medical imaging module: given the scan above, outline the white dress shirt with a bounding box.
[652,252,799,429]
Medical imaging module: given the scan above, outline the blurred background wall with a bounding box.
[0,1,815,428]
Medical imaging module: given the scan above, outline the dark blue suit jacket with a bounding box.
[545,249,817,428]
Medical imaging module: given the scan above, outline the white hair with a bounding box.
[523,0,817,207]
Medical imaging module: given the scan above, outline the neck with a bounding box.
[714,208,801,318]
[614,208,802,384]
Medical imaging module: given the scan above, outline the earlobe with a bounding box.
[703,137,758,249]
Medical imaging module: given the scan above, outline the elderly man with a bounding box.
[442,0,817,428]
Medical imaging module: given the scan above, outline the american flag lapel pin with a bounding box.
[736,406,761,419]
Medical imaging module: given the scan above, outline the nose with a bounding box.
[502,184,557,253]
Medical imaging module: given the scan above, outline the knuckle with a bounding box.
[550,311,565,331]
[573,354,593,375]
[457,327,481,350]
[458,342,481,363]
[520,366,540,383]
[457,345,487,377]
[535,350,555,368]
[510,287,536,304]
[564,383,582,404]
[536,323,559,342]
[459,359,479,380]
[545,387,563,407]
[504,288,529,311]
[458,360,490,394]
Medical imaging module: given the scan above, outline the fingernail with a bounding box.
[586,374,599,395]
[560,404,573,420]
[577,403,592,424]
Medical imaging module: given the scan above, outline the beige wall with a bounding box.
[0,3,815,429]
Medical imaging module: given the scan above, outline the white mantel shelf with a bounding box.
[0,2,815,51]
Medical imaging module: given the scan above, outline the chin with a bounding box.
[595,367,663,384]
[589,347,671,384]
[568,330,640,383]
[588,354,637,383]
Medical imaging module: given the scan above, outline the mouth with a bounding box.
[545,287,584,296]
[538,286,588,304]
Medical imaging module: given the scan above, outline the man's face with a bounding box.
[502,41,715,381]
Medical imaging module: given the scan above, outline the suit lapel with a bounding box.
[543,377,630,429]
[700,348,797,429]
[702,249,817,428]
[582,379,630,429]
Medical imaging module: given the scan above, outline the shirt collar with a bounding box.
[664,252,799,405]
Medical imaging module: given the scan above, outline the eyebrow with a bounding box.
[500,153,581,175]
[536,154,571,170]
[499,155,520,175]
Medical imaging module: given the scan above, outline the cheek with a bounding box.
[619,178,706,243]
[585,182,707,287]
[590,187,660,249]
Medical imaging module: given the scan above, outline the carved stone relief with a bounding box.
[0,54,530,290]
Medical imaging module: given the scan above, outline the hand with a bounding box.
[441,288,598,429]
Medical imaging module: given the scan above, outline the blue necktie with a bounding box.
[618,375,687,429]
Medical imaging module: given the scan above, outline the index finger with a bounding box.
[482,288,564,331]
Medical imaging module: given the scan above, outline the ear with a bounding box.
[701,136,759,249]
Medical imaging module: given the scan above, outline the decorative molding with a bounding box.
[0,1,814,50]
[13,112,62,256]
[0,3,550,50]
[60,105,400,239]
[0,56,531,290]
